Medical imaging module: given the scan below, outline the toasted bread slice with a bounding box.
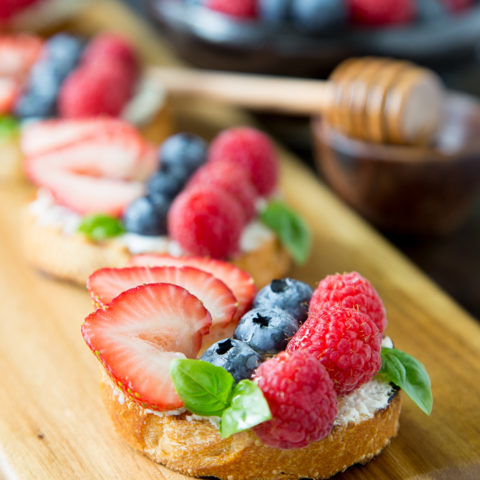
[22,208,292,288]
[100,370,401,480]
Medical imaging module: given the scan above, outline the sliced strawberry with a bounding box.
[25,162,144,216]
[81,283,212,410]
[0,78,19,114]
[87,266,238,327]
[21,118,156,180]
[129,254,256,318]
[0,34,42,79]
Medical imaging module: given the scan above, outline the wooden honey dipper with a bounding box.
[150,57,445,146]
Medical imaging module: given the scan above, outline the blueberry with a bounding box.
[417,0,447,22]
[146,163,190,200]
[15,34,83,119]
[291,0,347,34]
[234,307,300,355]
[159,133,207,176]
[253,278,313,324]
[259,0,292,25]
[201,338,262,383]
[123,195,169,236]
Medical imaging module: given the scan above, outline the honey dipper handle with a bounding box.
[148,67,333,116]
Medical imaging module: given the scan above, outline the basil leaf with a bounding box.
[220,379,271,439]
[259,200,311,264]
[170,359,234,417]
[78,214,125,241]
[0,116,19,141]
[378,347,433,415]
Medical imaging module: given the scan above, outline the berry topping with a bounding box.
[123,195,169,236]
[233,307,300,356]
[87,265,237,327]
[81,283,212,410]
[187,161,257,222]
[208,127,278,196]
[159,133,207,176]
[146,162,190,200]
[348,0,415,26]
[206,0,258,18]
[129,254,256,318]
[442,0,474,12]
[59,61,135,118]
[253,350,337,449]
[82,33,139,76]
[253,278,313,324]
[309,271,386,333]
[0,35,42,114]
[24,118,155,216]
[201,338,262,383]
[0,0,40,20]
[15,34,83,119]
[0,34,42,78]
[258,0,291,25]
[287,307,382,395]
[291,0,348,33]
[168,186,245,259]
[58,33,139,119]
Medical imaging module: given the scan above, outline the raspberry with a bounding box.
[82,34,139,77]
[287,307,382,395]
[253,350,337,449]
[206,0,258,19]
[309,272,386,333]
[208,127,278,196]
[168,185,245,259]
[59,61,135,118]
[188,162,257,222]
[0,0,39,20]
[442,0,473,12]
[349,0,415,26]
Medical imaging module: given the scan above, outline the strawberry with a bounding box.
[0,78,19,114]
[0,35,42,78]
[23,119,157,216]
[22,119,156,180]
[129,254,256,319]
[25,165,144,217]
[87,266,238,327]
[82,283,212,410]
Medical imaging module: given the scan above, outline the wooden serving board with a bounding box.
[1,1,480,479]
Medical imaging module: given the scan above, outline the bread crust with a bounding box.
[100,372,401,480]
[22,209,292,288]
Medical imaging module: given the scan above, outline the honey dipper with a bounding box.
[150,57,444,146]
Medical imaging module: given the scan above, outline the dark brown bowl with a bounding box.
[147,0,480,76]
[312,92,480,235]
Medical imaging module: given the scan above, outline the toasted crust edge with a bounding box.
[100,372,401,480]
[22,209,292,288]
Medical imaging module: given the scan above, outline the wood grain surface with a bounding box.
[0,1,479,479]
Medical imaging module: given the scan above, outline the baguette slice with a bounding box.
[100,370,401,480]
[22,208,292,288]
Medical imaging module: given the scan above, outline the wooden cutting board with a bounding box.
[1,1,479,479]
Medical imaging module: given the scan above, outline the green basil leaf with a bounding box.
[220,379,271,439]
[170,359,234,417]
[259,200,311,264]
[78,214,125,241]
[0,116,19,141]
[378,347,433,415]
